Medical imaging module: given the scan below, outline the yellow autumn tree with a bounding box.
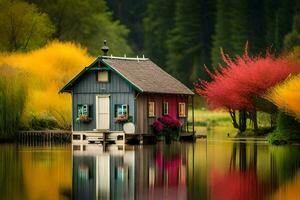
[0,41,94,129]
[266,74,300,119]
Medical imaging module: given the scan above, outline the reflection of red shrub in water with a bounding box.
[155,151,182,186]
[210,169,264,200]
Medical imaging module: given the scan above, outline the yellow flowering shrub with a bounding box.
[266,74,300,119]
[0,41,94,129]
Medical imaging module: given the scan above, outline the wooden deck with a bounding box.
[17,130,206,146]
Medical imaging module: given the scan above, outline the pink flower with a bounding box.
[158,115,181,128]
[153,120,164,133]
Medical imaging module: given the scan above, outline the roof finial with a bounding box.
[101,40,109,56]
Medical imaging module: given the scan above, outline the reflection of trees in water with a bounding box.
[209,142,264,200]
[186,142,208,200]
[71,143,300,200]
[270,146,300,185]
[0,144,26,199]
[230,141,257,171]
[227,142,300,199]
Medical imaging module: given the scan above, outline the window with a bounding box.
[97,71,109,82]
[148,101,155,117]
[178,102,186,117]
[115,104,128,117]
[163,101,168,115]
[78,104,89,117]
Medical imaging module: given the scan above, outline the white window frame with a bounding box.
[163,101,169,115]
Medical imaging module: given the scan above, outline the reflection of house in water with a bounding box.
[72,144,189,200]
[72,141,300,200]
[73,145,135,200]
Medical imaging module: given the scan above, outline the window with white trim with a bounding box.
[163,101,169,115]
[178,102,186,117]
[115,104,128,117]
[148,101,155,117]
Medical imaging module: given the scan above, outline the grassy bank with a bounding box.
[189,109,232,127]
[188,108,277,138]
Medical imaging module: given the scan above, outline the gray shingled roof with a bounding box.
[102,58,194,95]
[60,56,194,95]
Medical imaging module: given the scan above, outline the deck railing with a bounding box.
[18,130,72,145]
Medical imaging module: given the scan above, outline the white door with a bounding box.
[96,96,110,130]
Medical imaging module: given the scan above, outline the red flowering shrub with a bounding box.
[152,115,182,140]
[157,115,181,128]
[153,120,164,133]
[195,51,300,111]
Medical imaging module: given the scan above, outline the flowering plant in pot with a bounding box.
[76,115,92,123]
[115,115,128,123]
[115,115,133,124]
[152,115,182,143]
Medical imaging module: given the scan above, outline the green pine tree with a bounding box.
[265,0,298,53]
[230,0,249,56]
[143,0,176,68]
[284,14,300,51]
[166,0,215,87]
[211,0,233,67]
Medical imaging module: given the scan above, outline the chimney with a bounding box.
[101,40,109,56]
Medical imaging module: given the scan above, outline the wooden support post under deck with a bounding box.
[192,95,195,138]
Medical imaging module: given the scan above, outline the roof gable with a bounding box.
[60,56,194,95]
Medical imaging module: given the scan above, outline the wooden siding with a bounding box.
[136,94,189,134]
[136,95,147,134]
[72,70,135,131]
[73,70,134,94]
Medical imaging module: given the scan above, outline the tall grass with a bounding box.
[0,41,93,130]
[0,66,27,139]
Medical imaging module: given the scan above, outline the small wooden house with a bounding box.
[60,43,194,143]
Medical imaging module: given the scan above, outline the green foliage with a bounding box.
[211,0,298,67]
[107,0,147,51]
[143,0,176,68]
[284,14,300,51]
[211,0,233,66]
[0,65,27,139]
[0,0,54,52]
[162,124,180,142]
[28,113,59,130]
[27,0,132,56]
[166,0,215,87]
[268,111,300,144]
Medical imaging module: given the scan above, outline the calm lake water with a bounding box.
[1,131,300,200]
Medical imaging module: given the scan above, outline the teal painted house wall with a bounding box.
[72,70,136,131]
